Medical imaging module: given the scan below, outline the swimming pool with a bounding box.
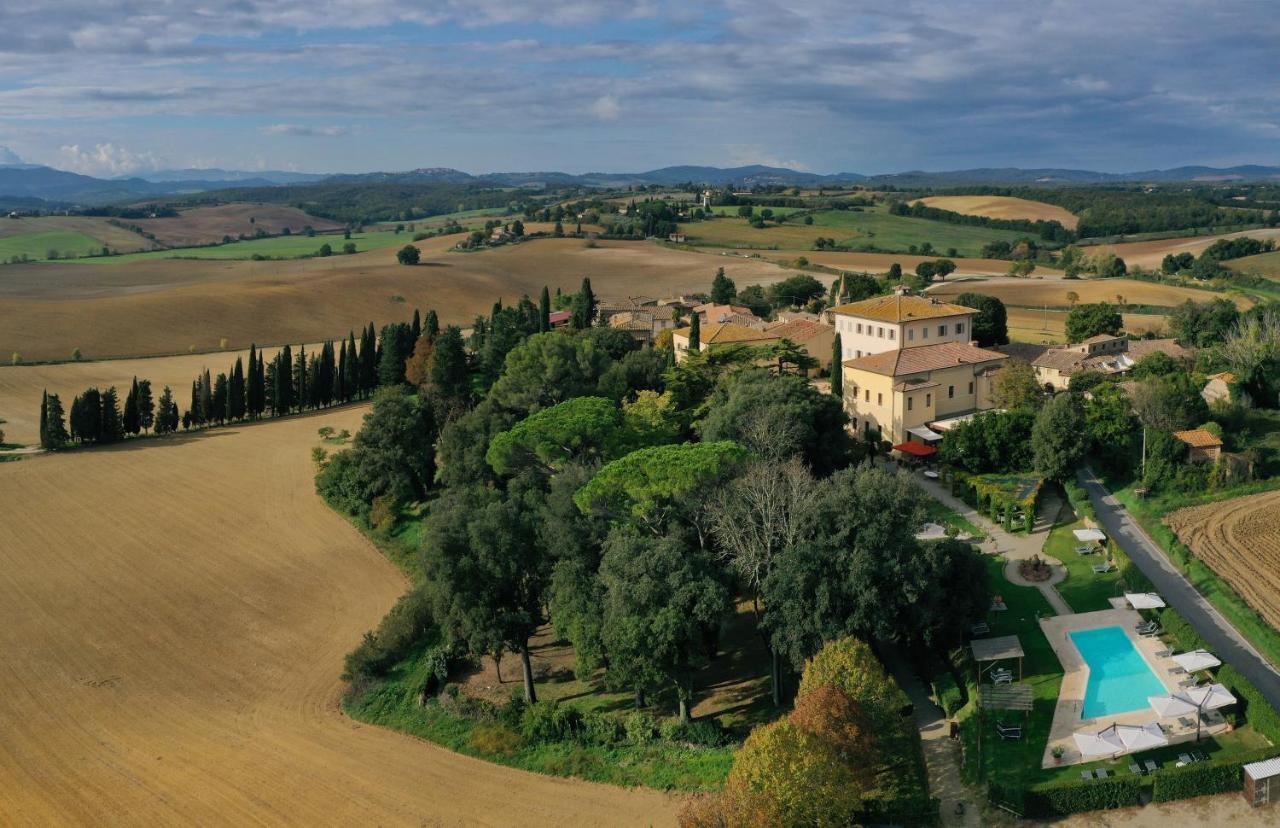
[1069,625,1167,718]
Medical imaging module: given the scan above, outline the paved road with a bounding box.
[1077,466,1280,711]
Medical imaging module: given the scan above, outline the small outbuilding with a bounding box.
[1243,757,1279,808]
[1173,429,1223,464]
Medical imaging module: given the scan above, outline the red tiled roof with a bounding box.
[843,341,1008,377]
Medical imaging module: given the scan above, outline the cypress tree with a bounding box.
[246,345,260,417]
[830,333,843,399]
[688,312,701,351]
[431,325,470,402]
[571,277,596,329]
[190,380,201,426]
[294,345,307,411]
[279,346,294,414]
[359,323,377,394]
[137,379,154,432]
[100,387,123,443]
[345,331,360,398]
[44,393,67,448]
[155,386,176,434]
[426,309,440,341]
[539,285,551,332]
[123,377,141,435]
[230,358,246,420]
[411,308,421,342]
[256,352,266,414]
[378,323,409,386]
[200,368,213,424]
[39,389,49,448]
[336,340,347,403]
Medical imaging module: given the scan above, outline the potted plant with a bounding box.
[1052,745,1065,763]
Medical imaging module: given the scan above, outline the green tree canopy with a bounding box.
[991,359,1044,409]
[954,292,1009,347]
[396,244,420,265]
[937,408,1036,473]
[1032,392,1085,480]
[1065,303,1123,343]
[710,267,737,304]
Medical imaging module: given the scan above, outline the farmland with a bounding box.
[1004,306,1169,344]
[914,195,1079,229]
[1229,250,1280,279]
[1092,227,1280,270]
[0,408,677,824]
[750,248,1064,278]
[73,228,415,264]
[1166,490,1280,632]
[128,203,344,247]
[926,276,1251,311]
[0,236,805,361]
[679,206,1037,256]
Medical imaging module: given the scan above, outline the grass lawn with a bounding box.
[961,557,1064,788]
[65,229,411,264]
[680,206,1036,256]
[1042,502,1125,614]
[0,230,111,262]
[922,497,986,541]
[705,205,808,217]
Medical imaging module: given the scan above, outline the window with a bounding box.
[908,328,915,341]
[948,385,955,399]
[956,323,965,335]
[968,381,974,394]
[889,329,896,340]
[856,323,863,334]
[877,393,883,406]
[856,350,862,358]
[923,326,929,339]
[938,324,946,336]
[907,396,914,411]
[865,389,870,402]
[878,326,885,338]
[925,393,932,406]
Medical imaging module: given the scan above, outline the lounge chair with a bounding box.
[1178,753,1193,765]
[1075,545,1094,555]
[971,622,990,635]
[1135,620,1158,633]
[1129,762,1143,776]
[1095,769,1109,779]
[1178,716,1194,729]
[992,673,1013,685]
[1092,563,1115,574]
[1168,666,1186,675]
[1139,625,1161,638]
[1080,769,1092,780]
[1144,759,1159,773]
[1155,648,1171,658]
[996,723,1021,740]
[1193,751,1209,763]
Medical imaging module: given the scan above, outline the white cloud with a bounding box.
[590,95,620,122]
[58,142,160,176]
[0,145,22,165]
[1066,75,1112,93]
[262,124,349,137]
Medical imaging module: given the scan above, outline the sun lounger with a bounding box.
[1129,762,1143,775]
[1139,626,1161,637]
[1096,769,1109,779]
[971,622,990,635]
[1080,769,1092,780]
[1155,649,1171,658]
[1075,545,1094,555]
[1193,751,1208,763]
[1144,760,1158,773]
[1179,753,1193,764]
[1178,716,1194,729]
[1168,666,1186,675]
[1135,620,1158,632]
[1092,563,1115,573]
[996,723,1021,740]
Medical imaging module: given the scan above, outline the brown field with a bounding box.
[1004,307,1169,345]
[1094,228,1280,270]
[129,203,345,248]
[914,195,1079,229]
[0,408,679,825]
[0,236,803,361]
[0,343,321,446]
[926,277,1249,310]
[1228,249,1280,279]
[745,249,1064,278]
[0,214,155,252]
[1165,490,1280,632]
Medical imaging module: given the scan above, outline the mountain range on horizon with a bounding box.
[2,158,1279,208]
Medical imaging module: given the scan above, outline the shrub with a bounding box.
[1023,776,1144,817]
[581,711,625,746]
[1218,664,1280,743]
[341,585,436,679]
[1151,761,1242,802]
[469,724,524,757]
[498,693,527,730]
[439,688,499,722]
[623,710,659,745]
[931,672,965,717]
[726,719,863,826]
[520,701,581,743]
[681,718,730,748]
[1157,607,1208,653]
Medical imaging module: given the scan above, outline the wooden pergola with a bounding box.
[971,635,1025,683]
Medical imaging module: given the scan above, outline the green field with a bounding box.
[680,206,1037,256]
[705,205,807,217]
[373,207,513,227]
[64,229,414,264]
[0,231,113,262]
[1229,250,1280,279]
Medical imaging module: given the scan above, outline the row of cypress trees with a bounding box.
[39,377,182,448]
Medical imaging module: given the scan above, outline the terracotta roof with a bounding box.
[1080,333,1125,345]
[765,319,833,343]
[1127,339,1192,361]
[678,322,779,345]
[1173,429,1223,448]
[998,343,1050,363]
[843,341,1008,377]
[1208,371,1236,383]
[1032,350,1088,372]
[830,293,974,323]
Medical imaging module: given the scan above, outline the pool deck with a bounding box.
[1040,608,1228,767]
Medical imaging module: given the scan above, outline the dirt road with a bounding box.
[0,408,678,825]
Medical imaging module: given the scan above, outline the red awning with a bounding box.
[893,441,937,457]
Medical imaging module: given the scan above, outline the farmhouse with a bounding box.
[826,287,976,362]
[1029,337,1191,391]
[671,317,835,372]
[693,302,761,326]
[842,340,1008,444]
[1173,429,1224,464]
[607,310,675,345]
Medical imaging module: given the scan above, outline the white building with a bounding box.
[826,286,976,362]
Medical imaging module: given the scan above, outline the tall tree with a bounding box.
[247,344,261,417]
[426,309,440,341]
[294,346,308,411]
[688,312,701,352]
[1065,303,1123,343]
[991,359,1044,410]
[123,377,141,435]
[539,285,551,333]
[200,368,213,424]
[571,277,596,329]
[710,267,737,304]
[43,392,67,448]
[155,386,177,434]
[411,308,422,342]
[39,389,48,447]
[431,325,470,402]
[830,334,843,399]
[954,293,1009,347]
[230,358,246,420]
[100,386,123,443]
[212,373,229,424]
[1031,392,1085,480]
[137,379,154,432]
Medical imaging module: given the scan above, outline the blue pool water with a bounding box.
[1069,625,1166,718]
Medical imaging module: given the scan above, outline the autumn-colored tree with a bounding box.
[724,720,861,827]
[404,336,435,388]
[789,684,877,767]
[991,358,1044,410]
[797,637,909,720]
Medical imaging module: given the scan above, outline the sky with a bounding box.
[0,1,1277,177]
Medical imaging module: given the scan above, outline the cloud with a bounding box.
[261,124,350,137]
[58,142,160,176]
[0,145,22,165]
[590,95,620,122]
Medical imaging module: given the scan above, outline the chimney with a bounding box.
[893,284,910,296]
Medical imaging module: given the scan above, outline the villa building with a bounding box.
[672,318,835,373]
[1027,336,1192,392]
[833,288,1007,444]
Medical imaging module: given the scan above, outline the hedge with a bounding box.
[1151,760,1242,801]
[932,672,965,717]
[857,795,940,826]
[1022,776,1145,818]
[1218,664,1280,744]
[1157,607,1209,654]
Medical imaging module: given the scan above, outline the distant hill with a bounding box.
[4,161,1280,208]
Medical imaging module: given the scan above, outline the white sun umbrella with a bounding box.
[1172,650,1222,673]
[1125,592,1166,610]
[1074,528,1107,542]
[1178,683,1236,711]
[1149,694,1199,718]
[1073,728,1126,758]
[1117,722,1169,751]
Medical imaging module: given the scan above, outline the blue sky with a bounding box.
[0,1,1277,176]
